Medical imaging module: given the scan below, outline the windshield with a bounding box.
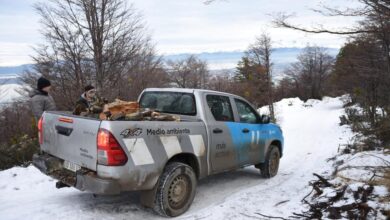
[139,91,196,116]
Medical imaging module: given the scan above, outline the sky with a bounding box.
[0,0,361,66]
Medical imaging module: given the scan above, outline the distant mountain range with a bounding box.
[163,47,339,71]
[0,47,339,81]
[0,64,33,75]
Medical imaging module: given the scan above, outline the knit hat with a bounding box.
[37,77,51,90]
[84,85,95,92]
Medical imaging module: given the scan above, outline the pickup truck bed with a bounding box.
[37,111,208,190]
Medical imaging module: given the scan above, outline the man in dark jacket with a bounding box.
[30,77,56,121]
[73,85,101,115]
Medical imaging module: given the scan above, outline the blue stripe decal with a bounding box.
[225,122,248,163]
[225,122,284,164]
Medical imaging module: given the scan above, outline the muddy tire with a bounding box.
[153,162,197,217]
[260,145,280,178]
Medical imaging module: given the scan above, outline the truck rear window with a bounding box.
[139,92,196,116]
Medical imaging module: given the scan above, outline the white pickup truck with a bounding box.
[33,88,284,217]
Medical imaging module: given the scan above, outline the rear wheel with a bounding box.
[259,145,280,178]
[153,162,197,217]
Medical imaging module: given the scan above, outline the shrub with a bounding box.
[0,136,39,170]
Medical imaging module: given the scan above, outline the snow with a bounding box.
[0,83,25,103]
[334,151,390,183]
[374,185,388,197]
[339,151,390,167]
[0,96,380,220]
[0,74,19,80]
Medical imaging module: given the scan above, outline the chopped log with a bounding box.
[327,207,342,219]
[313,173,334,187]
[361,185,374,202]
[274,200,290,207]
[254,212,288,220]
[105,99,139,115]
[110,112,126,120]
[328,185,347,203]
[312,184,323,196]
[141,110,153,117]
[125,112,143,121]
[95,99,180,121]
[99,100,139,120]
[152,114,180,121]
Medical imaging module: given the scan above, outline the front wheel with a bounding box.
[153,162,197,217]
[259,145,280,178]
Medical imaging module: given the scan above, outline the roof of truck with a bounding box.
[143,88,237,97]
[142,88,257,109]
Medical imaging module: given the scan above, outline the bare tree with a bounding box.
[208,72,235,92]
[274,0,390,142]
[331,34,389,125]
[167,55,210,89]
[273,0,390,75]
[203,0,227,5]
[233,33,276,115]
[23,0,163,109]
[274,1,389,34]
[273,77,299,100]
[0,100,36,145]
[285,46,334,100]
[0,78,7,103]
[122,47,170,100]
[247,33,275,121]
[235,57,267,107]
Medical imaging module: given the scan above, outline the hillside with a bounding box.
[0,84,25,104]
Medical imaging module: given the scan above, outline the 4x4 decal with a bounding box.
[121,128,142,138]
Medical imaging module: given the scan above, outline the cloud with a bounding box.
[0,0,40,66]
[0,0,361,65]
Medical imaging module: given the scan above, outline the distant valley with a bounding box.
[0,47,339,85]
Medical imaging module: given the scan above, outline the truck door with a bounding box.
[205,94,237,173]
[230,98,265,166]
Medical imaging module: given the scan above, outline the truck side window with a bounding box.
[235,99,259,124]
[206,95,234,122]
[140,92,196,116]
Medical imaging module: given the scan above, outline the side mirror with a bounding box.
[260,115,271,124]
[240,115,249,122]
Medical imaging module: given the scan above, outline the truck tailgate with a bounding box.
[41,112,100,171]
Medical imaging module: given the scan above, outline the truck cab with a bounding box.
[139,88,283,173]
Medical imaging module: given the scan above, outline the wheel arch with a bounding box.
[270,140,283,158]
[165,153,200,179]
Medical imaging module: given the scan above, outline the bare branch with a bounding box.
[273,13,372,35]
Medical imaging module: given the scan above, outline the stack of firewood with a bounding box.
[99,99,179,121]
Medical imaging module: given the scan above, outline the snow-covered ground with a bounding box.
[0,96,373,220]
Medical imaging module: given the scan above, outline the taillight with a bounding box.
[97,129,128,166]
[38,117,43,144]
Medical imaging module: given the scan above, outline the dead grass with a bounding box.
[373,168,390,192]
[380,209,390,219]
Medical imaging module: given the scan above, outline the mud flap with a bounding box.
[140,184,158,208]
[75,173,121,195]
[32,153,63,174]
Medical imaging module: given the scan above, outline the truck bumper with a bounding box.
[32,153,121,195]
